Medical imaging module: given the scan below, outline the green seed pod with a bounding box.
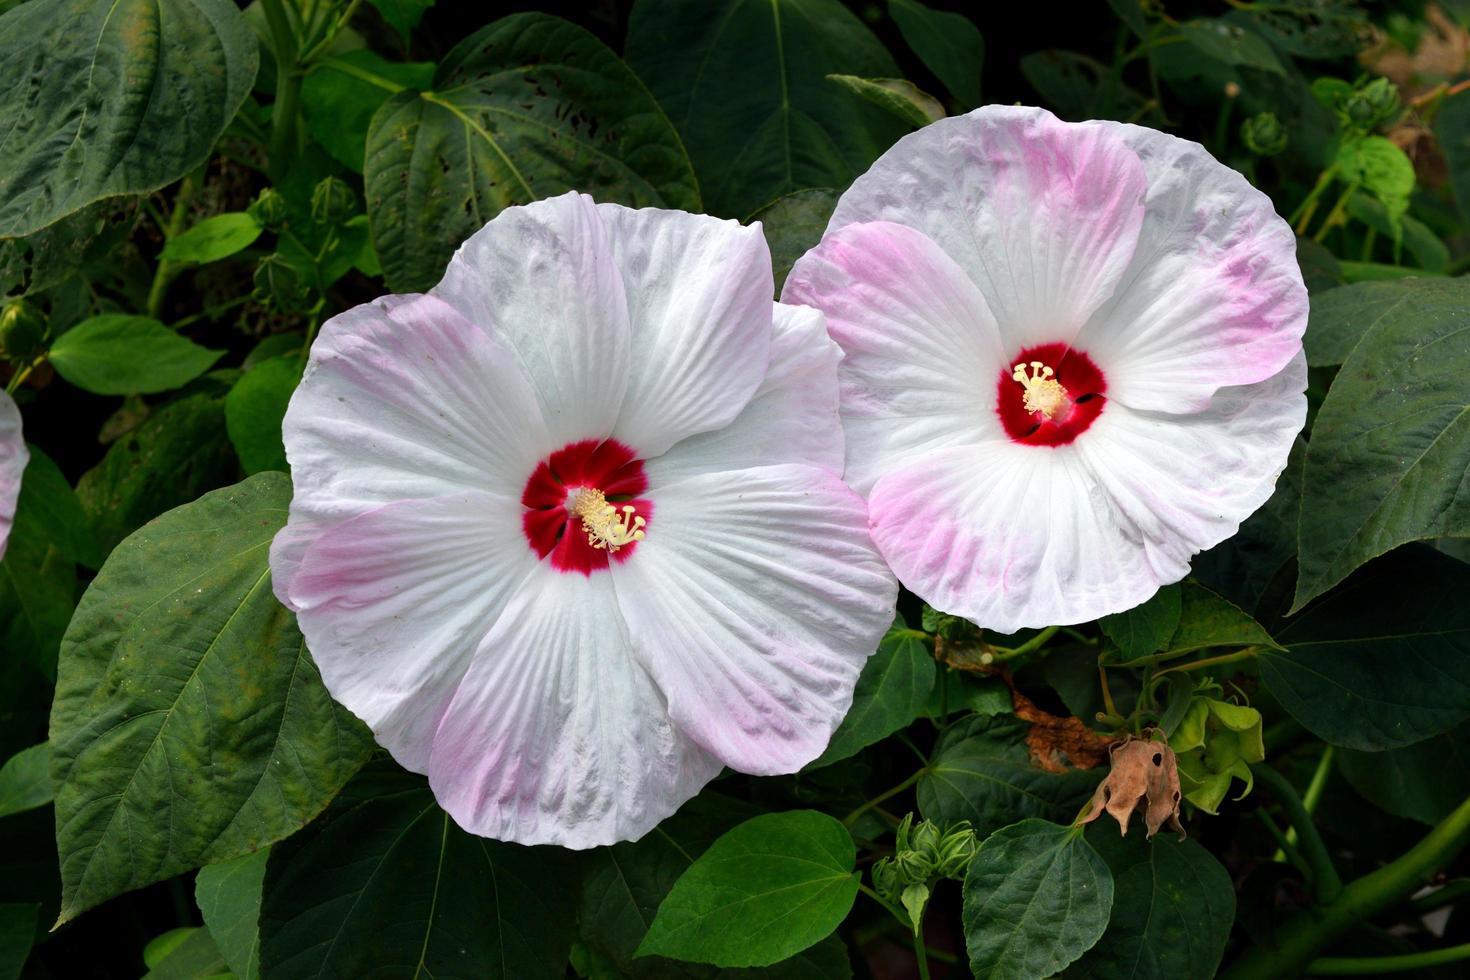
[248,187,290,231]
[310,176,358,225]
[0,298,46,359]
[252,254,312,313]
[1240,112,1288,157]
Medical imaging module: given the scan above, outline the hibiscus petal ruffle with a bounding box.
[784,219,1005,494]
[273,292,547,604]
[1072,123,1308,411]
[0,390,26,561]
[598,204,774,459]
[610,464,897,774]
[645,302,844,484]
[823,105,1148,348]
[433,191,631,447]
[428,566,723,848]
[288,492,539,772]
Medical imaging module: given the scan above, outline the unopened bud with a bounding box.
[310,176,357,225]
[248,188,289,231]
[0,299,46,359]
[1241,112,1288,156]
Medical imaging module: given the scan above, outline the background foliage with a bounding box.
[2,0,1470,977]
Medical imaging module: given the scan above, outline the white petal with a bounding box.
[428,566,722,848]
[1073,123,1308,411]
[0,391,26,562]
[646,302,844,484]
[783,220,1004,494]
[610,464,897,774]
[287,492,540,772]
[274,292,547,604]
[824,105,1148,349]
[433,192,631,447]
[598,204,774,458]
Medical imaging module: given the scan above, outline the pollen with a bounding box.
[571,488,646,553]
[1012,361,1070,420]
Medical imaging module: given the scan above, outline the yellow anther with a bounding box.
[1012,361,1070,420]
[571,488,646,552]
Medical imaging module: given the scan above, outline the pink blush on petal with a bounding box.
[520,438,653,574]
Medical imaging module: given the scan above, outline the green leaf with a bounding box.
[195,849,267,980]
[1339,721,1470,826]
[918,716,1100,835]
[637,811,859,968]
[142,926,229,980]
[962,820,1114,980]
[0,481,76,679]
[0,0,258,237]
[1303,280,1427,367]
[1293,277,1470,608]
[1245,2,1367,59]
[14,446,101,569]
[1074,829,1235,980]
[750,188,837,292]
[50,473,373,923]
[161,212,262,264]
[1335,135,1415,229]
[888,0,984,107]
[1100,584,1181,662]
[825,75,943,128]
[1435,89,1470,228]
[49,315,224,396]
[225,356,303,475]
[76,391,239,554]
[367,0,434,41]
[260,761,579,980]
[1296,236,1345,295]
[626,0,906,219]
[813,620,935,767]
[0,903,37,980]
[365,12,699,291]
[1264,545,1470,751]
[0,743,50,819]
[1345,193,1448,272]
[301,51,436,173]
[1164,582,1280,656]
[1177,19,1285,75]
[1019,50,1144,122]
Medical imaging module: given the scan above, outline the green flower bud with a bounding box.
[0,298,46,359]
[1240,112,1288,157]
[1340,77,1401,132]
[870,856,902,902]
[252,254,312,313]
[310,176,358,225]
[248,188,290,231]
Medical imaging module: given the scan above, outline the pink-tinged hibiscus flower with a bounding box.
[0,390,26,561]
[784,106,1307,632]
[271,192,897,847]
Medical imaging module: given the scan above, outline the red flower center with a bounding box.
[521,439,652,575]
[995,342,1107,447]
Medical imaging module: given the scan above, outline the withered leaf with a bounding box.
[1079,737,1186,839]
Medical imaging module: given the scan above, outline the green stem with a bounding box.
[914,916,933,980]
[1151,646,1261,680]
[1276,745,1334,861]
[1252,762,1342,905]
[4,355,44,395]
[1257,810,1309,878]
[1306,942,1470,975]
[1312,181,1361,244]
[299,0,366,64]
[1290,165,1339,233]
[146,172,199,319]
[992,626,1060,662]
[844,769,926,828]
[1224,794,1470,979]
[260,0,301,181]
[856,882,906,922]
[1409,877,1470,913]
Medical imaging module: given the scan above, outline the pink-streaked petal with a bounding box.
[867,355,1306,631]
[1072,123,1307,411]
[433,191,630,447]
[824,105,1148,350]
[783,220,1004,494]
[599,204,774,458]
[0,391,26,561]
[610,464,897,774]
[646,302,843,484]
[286,491,539,772]
[274,293,547,604]
[428,566,723,848]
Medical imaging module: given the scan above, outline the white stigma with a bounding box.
[1012,361,1070,420]
[571,488,646,552]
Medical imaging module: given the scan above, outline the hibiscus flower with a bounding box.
[0,390,26,560]
[784,106,1307,632]
[271,192,896,847]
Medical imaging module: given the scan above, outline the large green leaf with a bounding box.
[365,12,698,291]
[301,51,436,173]
[1293,278,1470,608]
[259,762,579,980]
[0,0,258,237]
[579,794,850,979]
[888,0,984,107]
[50,473,373,923]
[1164,582,1280,656]
[1436,89,1470,227]
[225,355,303,475]
[49,315,223,396]
[1263,545,1470,751]
[918,716,1100,835]
[812,620,935,767]
[750,188,837,292]
[1074,828,1235,980]
[963,820,1114,980]
[0,903,37,980]
[1177,19,1284,75]
[1100,584,1181,662]
[0,474,77,678]
[1339,721,1470,826]
[14,446,101,568]
[1302,279,1456,368]
[637,811,859,968]
[626,0,906,219]
[195,848,267,980]
[75,390,238,554]
[0,743,50,820]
